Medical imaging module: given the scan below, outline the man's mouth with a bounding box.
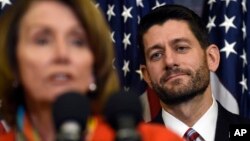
[165,73,187,82]
[160,68,191,84]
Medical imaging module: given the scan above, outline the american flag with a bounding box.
[203,0,250,118]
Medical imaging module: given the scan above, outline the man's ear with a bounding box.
[140,65,153,88]
[206,44,220,72]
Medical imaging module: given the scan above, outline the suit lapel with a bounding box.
[214,102,229,141]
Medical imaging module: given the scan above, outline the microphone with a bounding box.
[104,91,142,141]
[52,91,90,141]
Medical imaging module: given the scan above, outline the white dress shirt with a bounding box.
[162,97,218,141]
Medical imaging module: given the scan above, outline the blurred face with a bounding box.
[17,1,94,104]
[141,20,210,105]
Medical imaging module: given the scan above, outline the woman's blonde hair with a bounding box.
[0,0,120,126]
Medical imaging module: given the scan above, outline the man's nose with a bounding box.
[164,49,176,67]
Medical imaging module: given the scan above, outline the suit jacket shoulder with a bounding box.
[149,102,250,141]
[215,102,250,141]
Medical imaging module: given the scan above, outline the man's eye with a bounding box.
[150,52,163,61]
[176,47,188,53]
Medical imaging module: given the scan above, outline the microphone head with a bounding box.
[104,91,143,130]
[52,91,90,132]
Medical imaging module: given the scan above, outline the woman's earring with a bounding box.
[89,77,97,92]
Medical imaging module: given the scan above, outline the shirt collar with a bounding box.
[162,96,218,141]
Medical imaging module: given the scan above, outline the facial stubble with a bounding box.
[151,59,210,105]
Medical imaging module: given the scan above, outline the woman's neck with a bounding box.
[26,102,55,141]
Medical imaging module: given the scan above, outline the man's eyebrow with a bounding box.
[169,37,191,45]
[145,44,164,56]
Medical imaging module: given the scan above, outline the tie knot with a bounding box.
[183,128,205,141]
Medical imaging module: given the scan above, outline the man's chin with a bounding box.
[156,85,202,105]
[160,91,198,105]
[163,84,188,93]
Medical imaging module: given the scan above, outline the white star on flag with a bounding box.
[121,5,133,23]
[219,15,236,33]
[111,31,115,43]
[95,3,99,8]
[220,40,237,58]
[122,60,130,77]
[152,0,166,10]
[240,49,247,67]
[123,33,131,50]
[239,74,248,93]
[136,0,144,8]
[242,22,246,40]
[0,0,11,9]
[137,15,141,24]
[124,86,130,92]
[207,16,216,32]
[136,69,144,80]
[207,0,216,10]
[107,4,115,21]
[241,0,247,13]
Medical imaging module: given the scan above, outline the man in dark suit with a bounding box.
[138,4,249,141]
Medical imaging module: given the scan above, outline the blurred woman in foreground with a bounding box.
[0,0,183,141]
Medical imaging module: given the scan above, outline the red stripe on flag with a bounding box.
[147,87,161,120]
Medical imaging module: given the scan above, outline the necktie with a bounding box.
[183,128,205,141]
